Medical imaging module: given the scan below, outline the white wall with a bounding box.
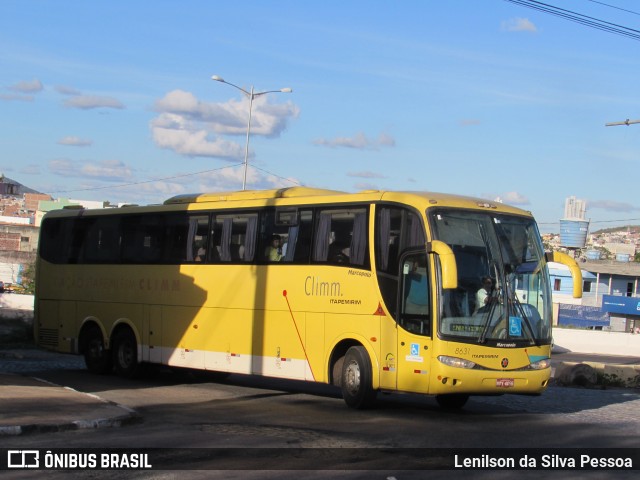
[0,263,22,284]
[553,327,640,356]
[0,293,34,310]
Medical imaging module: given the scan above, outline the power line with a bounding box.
[586,0,640,17]
[252,164,304,186]
[503,0,640,41]
[46,162,302,196]
[539,217,640,226]
[47,163,244,195]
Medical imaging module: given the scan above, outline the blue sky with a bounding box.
[1,0,639,232]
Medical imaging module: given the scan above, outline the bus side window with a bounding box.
[213,213,257,262]
[121,214,164,264]
[399,252,431,336]
[40,217,72,264]
[258,208,313,263]
[80,216,120,264]
[162,213,190,264]
[186,215,209,262]
[312,208,369,268]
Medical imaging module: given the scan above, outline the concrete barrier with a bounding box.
[555,361,640,388]
[553,328,640,356]
[0,294,35,344]
[0,293,34,310]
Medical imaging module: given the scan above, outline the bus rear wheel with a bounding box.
[82,325,112,374]
[112,328,141,378]
[341,346,376,409]
[435,393,469,410]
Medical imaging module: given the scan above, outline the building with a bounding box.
[550,260,640,332]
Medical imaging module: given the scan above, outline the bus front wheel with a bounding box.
[82,325,112,375]
[112,328,141,378]
[341,346,376,409]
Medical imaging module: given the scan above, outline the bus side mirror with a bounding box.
[545,251,583,298]
[428,240,458,290]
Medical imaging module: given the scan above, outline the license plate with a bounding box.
[496,378,514,388]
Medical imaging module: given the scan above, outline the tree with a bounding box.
[20,260,36,294]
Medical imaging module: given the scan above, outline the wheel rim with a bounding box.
[117,339,135,369]
[88,339,103,360]
[344,359,361,395]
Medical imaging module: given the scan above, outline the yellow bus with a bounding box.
[35,187,581,409]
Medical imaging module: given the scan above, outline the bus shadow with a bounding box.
[12,355,640,417]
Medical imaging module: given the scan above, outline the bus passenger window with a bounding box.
[186,215,209,262]
[213,213,257,262]
[312,208,369,268]
[121,214,164,264]
[80,216,120,264]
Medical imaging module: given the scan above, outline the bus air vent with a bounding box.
[38,328,59,348]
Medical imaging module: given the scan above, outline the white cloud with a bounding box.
[0,94,34,102]
[151,114,245,160]
[313,132,396,150]
[63,95,125,110]
[354,182,380,191]
[55,85,82,96]
[502,18,537,33]
[57,136,93,147]
[20,164,41,175]
[588,200,640,212]
[49,158,133,181]
[494,191,530,205]
[150,89,299,160]
[8,78,44,93]
[348,171,387,179]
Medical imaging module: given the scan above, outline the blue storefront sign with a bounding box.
[601,295,640,316]
[558,304,610,328]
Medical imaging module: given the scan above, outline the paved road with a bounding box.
[2,347,639,424]
[2,348,640,479]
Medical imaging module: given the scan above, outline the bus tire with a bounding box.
[112,328,142,378]
[82,325,112,375]
[435,393,469,410]
[341,346,376,409]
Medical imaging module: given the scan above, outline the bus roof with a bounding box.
[164,187,531,217]
[163,187,345,204]
[42,187,532,218]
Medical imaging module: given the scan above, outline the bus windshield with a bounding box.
[430,210,552,346]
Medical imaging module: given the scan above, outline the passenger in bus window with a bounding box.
[195,246,206,262]
[474,276,496,314]
[328,241,349,264]
[266,234,283,261]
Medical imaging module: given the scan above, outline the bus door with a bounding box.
[396,251,433,394]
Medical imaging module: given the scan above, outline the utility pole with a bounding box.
[605,118,640,127]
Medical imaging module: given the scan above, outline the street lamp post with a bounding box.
[605,118,640,127]
[211,75,292,190]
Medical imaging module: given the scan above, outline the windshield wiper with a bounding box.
[477,290,499,344]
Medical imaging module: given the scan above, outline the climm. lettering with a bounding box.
[305,276,341,297]
[138,278,180,292]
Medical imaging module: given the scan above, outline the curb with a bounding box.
[555,361,640,388]
[0,413,141,436]
[0,374,142,436]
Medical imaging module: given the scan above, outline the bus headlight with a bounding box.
[529,358,551,370]
[437,355,476,369]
